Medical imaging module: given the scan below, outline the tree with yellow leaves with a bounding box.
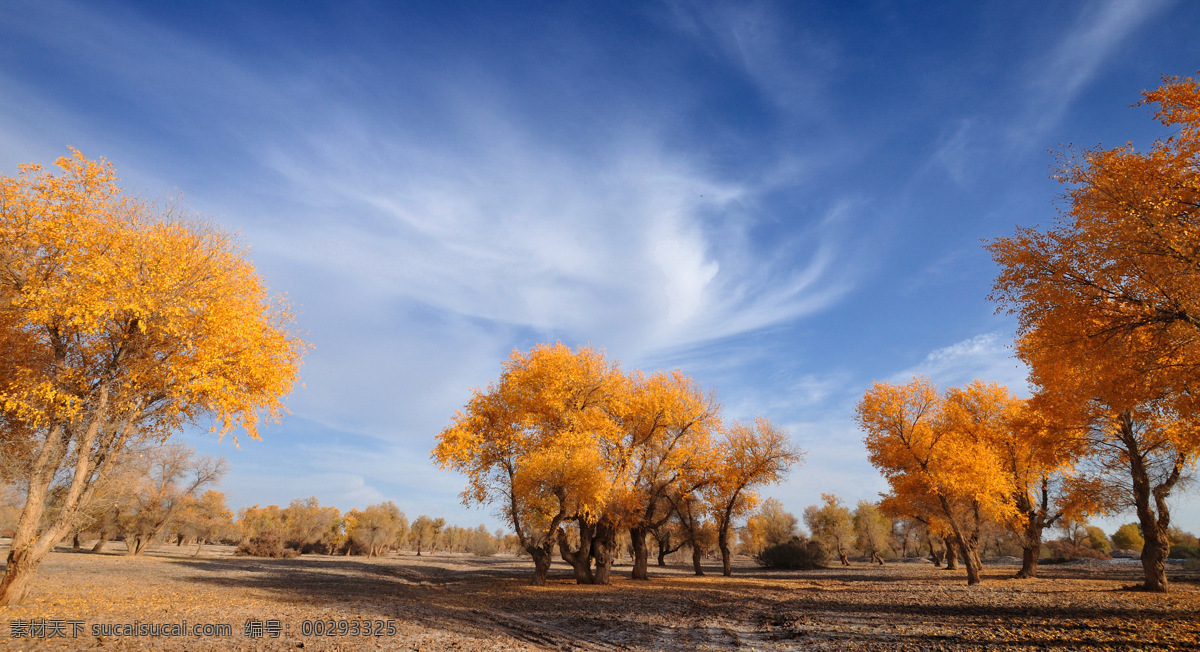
[608,369,721,581]
[804,493,854,566]
[433,343,623,585]
[0,151,307,606]
[858,378,1017,585]
[174,490,235,556]
[705,417,804,576]
[989,76,1200,591]
[993,399,1101,578]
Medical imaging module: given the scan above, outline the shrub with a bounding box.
[236,530,299,558]
[1044,540,1109,563]
[755,537,826,570]
[1168,544,1200,560]
[466,530,499,557]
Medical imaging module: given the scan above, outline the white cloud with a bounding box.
[891,332,1029,394]
[250,108,858,365]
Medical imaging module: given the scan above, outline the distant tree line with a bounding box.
[733,494,1200,572]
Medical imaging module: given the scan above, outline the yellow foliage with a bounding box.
[859,378,1019,536]
[0,150,308,442]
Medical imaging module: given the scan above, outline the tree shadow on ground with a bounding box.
[166,553,1200,650]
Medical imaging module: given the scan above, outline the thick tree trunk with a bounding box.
[91,532,110,553]
[944,535,959,570]
[927,536,942,567]
[591,523,616,585]
[692,544,704,576]
[1014,476,1057,579]
[1,501,77,605]
[529,547,552,586]
[630,527,650,580]
[1018,545,1040,579]
[871,551,884,565]
[719,541,732,576]
[960,537,982,585]
[1015,519,1043,579]
[718,521,733,576]
[1140,530,1169,592]
[0,548,42,607]
[72,533,80,550]
[557,523,594,584]
[658,538,669,567]
[1120,411,1177,592]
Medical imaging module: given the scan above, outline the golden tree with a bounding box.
[994,398,1100,578]
[606,369,720,581]
[858,378,1017,585]
[113,442,226,555]
[852,500,892,565]
[705,417,804,576]
[741,497,798,557]
[804,493,854,566]
[174,490,234,555]
[432,343,623,585]
[0,151,307,605]
[345,502,407,557]
[989,77,1200,591]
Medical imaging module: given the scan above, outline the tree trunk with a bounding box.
[557,523,594,584]
[91,532,110,553]
[692,544,704,576]
[718,521,733,577]
[1017,545,1039,579]
[1141,528,1169,592]
[1015,513,1043,579]
[72,533,80,550]
[657,538,669,567]
[591,522,617,585]
[871,551,884,565]
[927,536,942,567]
[529,547,552,586]
[630,527,650,580]
[960,536,982,585]
[0,548,42,607]
[1120,413,1174,592]
[944,535,959,570]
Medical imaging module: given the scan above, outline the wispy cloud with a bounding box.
[890,332,1029,394]
[662,0,838,119]
[1,0,865,445]
[252,100,861,362]
[1011,0,1173,147]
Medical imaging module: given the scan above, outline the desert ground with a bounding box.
[1,543,1198,651]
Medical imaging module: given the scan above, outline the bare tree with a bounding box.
[117,443,226,554]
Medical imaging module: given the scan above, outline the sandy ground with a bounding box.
[1,543,1198,650]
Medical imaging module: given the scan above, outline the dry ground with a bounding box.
[1,542,1198,651]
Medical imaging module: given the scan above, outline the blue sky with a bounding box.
[3,0,1198,534]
